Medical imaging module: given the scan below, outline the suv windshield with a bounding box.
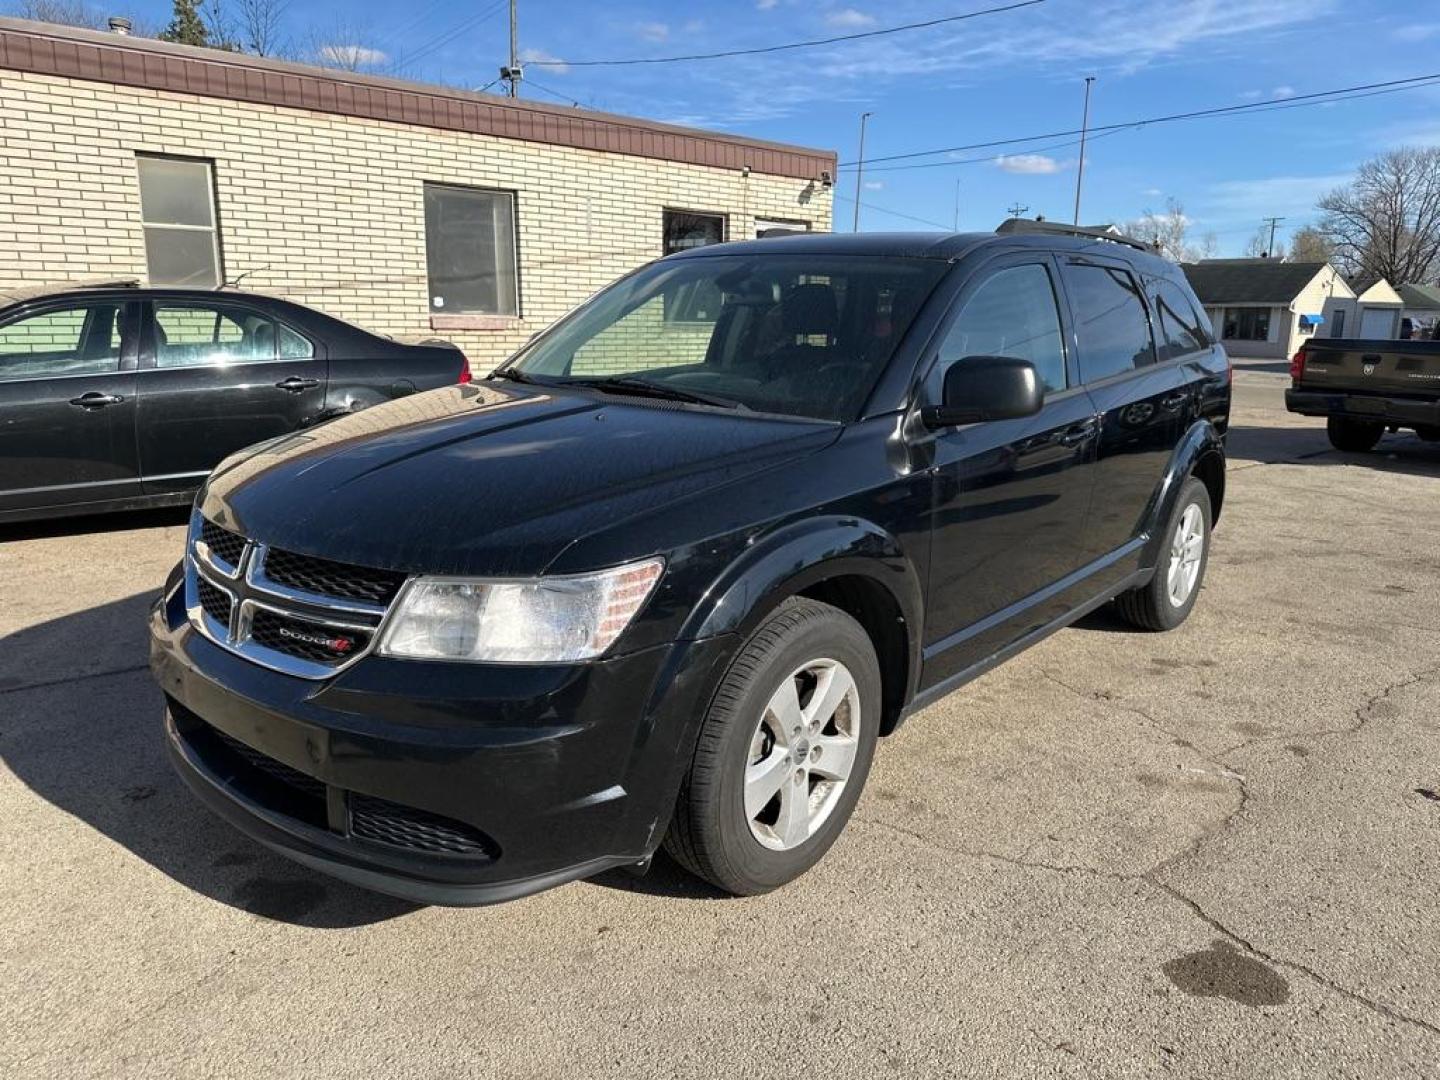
[502,254,947,421]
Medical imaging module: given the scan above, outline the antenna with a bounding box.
[1007,201,1030,217]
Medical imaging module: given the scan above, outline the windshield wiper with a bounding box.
[487,367,552,386]
[563,376,746,411]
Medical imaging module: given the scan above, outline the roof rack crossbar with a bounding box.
[995,218,1155,254]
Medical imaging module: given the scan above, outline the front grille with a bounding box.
[351,794,498,857]
[200,518,246,567]
[249,607,371,664]
[261,547,408,605]
[196,576,233,628]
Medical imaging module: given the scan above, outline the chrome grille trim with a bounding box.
[184,510,404,680]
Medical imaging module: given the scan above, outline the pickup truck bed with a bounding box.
[1285,338,1440,451]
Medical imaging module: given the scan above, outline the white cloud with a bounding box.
[519,47,568,74]
[756,0,779,9]
[995,153,1064,174]
[317,44,387,67]
[1238,89,1263,100]
[863,180,885,190]
[636,21,670,43]
[1392,22,1440,40]
[826,8,875,29]
[1272,84,1295,98]
[1202,173,1352,224]
[1142,187,1164,196]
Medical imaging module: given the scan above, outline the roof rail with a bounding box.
[995,218,1156,254]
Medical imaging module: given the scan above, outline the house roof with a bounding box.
[1181,259,1329,305]
[1397,283,1440,310]
[0,17,835,181]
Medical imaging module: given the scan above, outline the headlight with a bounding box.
[378,558,664,663]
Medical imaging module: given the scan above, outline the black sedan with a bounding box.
[0,281,471,523]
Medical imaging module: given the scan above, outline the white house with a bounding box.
[1182,259,1356,358]
[1349,280,1405,339]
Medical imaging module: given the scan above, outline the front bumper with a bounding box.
[1286,387,1440,427]
[150,567,734,905]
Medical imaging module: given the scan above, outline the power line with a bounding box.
[837,72,1440,168]
[524,0,1046,67]
[384,1,508,73]
[525,77,585,108]
[832,192,954,231]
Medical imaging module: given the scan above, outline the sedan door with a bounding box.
[0,299,141,516]
[135,297,326,495]
[919,255,1100,687]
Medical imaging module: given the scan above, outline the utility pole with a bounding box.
[1073,75,1095,225]
[1007,201,1030,218]
[506,0,520,97]
[1262,215,1285,257]
[852,111,873,233]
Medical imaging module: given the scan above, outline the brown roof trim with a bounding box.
[0,17,836,181]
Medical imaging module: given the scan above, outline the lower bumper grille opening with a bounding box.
[351,794,498,858]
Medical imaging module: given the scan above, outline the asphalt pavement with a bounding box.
[2,366,1438,1078]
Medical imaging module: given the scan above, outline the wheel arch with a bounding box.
[1139,419,1226,569]
[683,517,924,737]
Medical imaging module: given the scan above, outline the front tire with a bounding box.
[664,597,881,896]
[1113,476,1212,632]
[1327,416,1384,452]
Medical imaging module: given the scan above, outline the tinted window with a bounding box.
[510,254,947,422]
[154,303,283,368]
[1063,263,1156,382]
[0,304,124,380]
[940,263,1067,393]
[424,184,518,316]
[1154,280,1210,361]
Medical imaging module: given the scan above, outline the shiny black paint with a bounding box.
[0,286,466,522]
[151,232,1231,904]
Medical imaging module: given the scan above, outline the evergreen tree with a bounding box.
[159,0,210,47]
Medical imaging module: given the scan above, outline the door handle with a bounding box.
[68,392,124,409]
[1161,393,1189,411]
[275,376,320,392]
[1058,421,1097,447]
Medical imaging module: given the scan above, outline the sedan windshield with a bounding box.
[502,254,948,422]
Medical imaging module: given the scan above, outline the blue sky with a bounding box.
[124,0,1440,254]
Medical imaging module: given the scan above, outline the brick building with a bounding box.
[0,18,835,371]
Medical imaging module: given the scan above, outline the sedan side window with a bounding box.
[938,263,1067,393]
[1062,263,1157,382]
[0,304,125,381]
[154,303,282,368]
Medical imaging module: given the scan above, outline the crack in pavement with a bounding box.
[0,663,150,697]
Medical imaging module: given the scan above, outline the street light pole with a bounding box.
[1072,76,1095,225]
[508,0,519,97]
[852,111,872,233]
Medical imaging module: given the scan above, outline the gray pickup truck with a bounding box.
[1286,338,1440,451]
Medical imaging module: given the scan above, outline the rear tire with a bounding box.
[1113,476,1212,632]
[664,597,881,896]
[1327,416,1384,452]
[1414,425,1440,443]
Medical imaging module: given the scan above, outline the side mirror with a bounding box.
[922,355,1044,429]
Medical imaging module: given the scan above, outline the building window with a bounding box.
[424,184,519,316]
[1221,307,1271,341]
[136,155,222,288]
[755,217,811,238]
[663,210,726,256]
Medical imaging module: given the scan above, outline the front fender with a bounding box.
[1139,419,1226,569]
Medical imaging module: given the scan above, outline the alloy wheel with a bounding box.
[1166,503,1205,608]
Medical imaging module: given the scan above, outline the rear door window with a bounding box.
[1062,263,1156,383]
[1153,279,1211,361]
[153,302,283,367]
[0,304,125,381]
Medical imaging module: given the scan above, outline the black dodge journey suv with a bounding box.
[150,222,1230,904]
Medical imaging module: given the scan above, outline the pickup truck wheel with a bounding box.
[1112,477,1212,632]
[1415,425,1440,443]
[1327,416,1384,452]
[664,597,880,896]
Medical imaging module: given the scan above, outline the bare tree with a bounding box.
[1317,147,1440,284]
[1123,198,1216,263]
[1242,224,1285,260]
[231,0,289,56]
[1287,225,1334,264]
[11,0,105,27]
[306,16,386,71]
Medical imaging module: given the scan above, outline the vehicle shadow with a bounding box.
[0,590,416,928]
[1225,425,1440,476]
[588,852,733,902]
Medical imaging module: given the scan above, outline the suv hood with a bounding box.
[199,382,839,577]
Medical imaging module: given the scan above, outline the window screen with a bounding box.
[137,156,221,288]
[424,184,518,316]
[1063,263,1156,383]
[939,263,1067,393]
